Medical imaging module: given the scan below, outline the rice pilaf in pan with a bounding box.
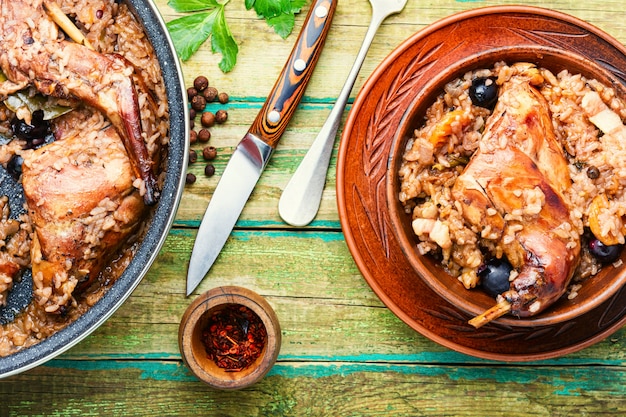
[0,0,168,355]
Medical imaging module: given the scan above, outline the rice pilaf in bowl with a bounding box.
[390,47,626,327]
[339,5,626,359]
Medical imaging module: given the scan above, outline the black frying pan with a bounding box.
[0,0,188,377]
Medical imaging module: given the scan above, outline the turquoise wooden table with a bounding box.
[2,0,626,415]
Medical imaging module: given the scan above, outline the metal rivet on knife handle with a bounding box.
[294,59,307,72]
[249,0,336,149]
[268,110,281,123]
[315,5,329,18]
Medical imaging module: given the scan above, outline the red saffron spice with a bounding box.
[201,305,267,372]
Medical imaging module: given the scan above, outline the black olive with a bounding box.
[589,238,623,264]
[10,110,52,148]
[11,118,31,139]
[6,154,23,180]
[11,110,50,142]
[28,110,50,139]
[478,257,513,298]
[469,76,499,110]
[586,166,600,179]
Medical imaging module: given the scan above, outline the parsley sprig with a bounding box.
[167,0,308,72]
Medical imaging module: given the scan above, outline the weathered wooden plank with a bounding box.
[45,229,626,365]
[2,361,626,416]
[158,0,626,94]
[4,1,626,415]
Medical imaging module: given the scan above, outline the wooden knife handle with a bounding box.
[248,0,337,149]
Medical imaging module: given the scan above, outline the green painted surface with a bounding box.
[3,0,626,415]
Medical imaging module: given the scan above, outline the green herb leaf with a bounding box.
[250,0,307,38]
[167,0,221,13]
[167,0,306,71]
[211,7,239,72]
[287,0,308,13]
[248,0,288,18]
[264,13,294,39]
[166,12,216,62]
[166,4,238,72]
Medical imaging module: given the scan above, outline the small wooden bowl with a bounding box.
[178,286,281,390]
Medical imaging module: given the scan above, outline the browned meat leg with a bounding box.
[0,0,158,205]
[451,79,580,326]
[22,110,146,313]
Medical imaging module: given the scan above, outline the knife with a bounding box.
[186,0,337,296]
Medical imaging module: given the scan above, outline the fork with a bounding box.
[278,0,409,226]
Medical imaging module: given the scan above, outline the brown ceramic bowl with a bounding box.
[178,286,281,390]
[388,30,626,327]
[338,6,626,360]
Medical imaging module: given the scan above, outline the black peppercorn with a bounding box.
[205,164,216,177]
[186,173,196,184]
[189,149,198,164]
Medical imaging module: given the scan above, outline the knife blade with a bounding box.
[186,0,337,296]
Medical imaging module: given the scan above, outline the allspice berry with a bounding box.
[203,86,218,102]
[218,92,229,104]
[185,173,196,184]
[191,95,206,112]
[187,87,197,101]
[201,111,215,127]
[205,164,216,177]
[203,146,217,161]
[193,75,209,92]
[198,128,211,143]
[189,149,198,164]
[189,130,197,144]
[215,109,228,124]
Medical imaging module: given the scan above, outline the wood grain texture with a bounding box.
[3,0,626,415]
[2,362,626,416]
